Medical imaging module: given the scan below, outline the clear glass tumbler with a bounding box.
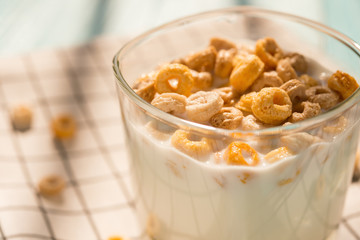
[113,7,360,240]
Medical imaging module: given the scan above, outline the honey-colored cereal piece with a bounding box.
[280,132,322,153]
[209,37,237,51]
[299,74,319,88]
[328,70,359,99]
[255,37,283,68]
[190,70,213,91]
[186,91,224,122]
[285,52,308,73]
[212,87,238,106]
[133,73,156,102]
[251,87,292,125]
[280,79,307,105]
[306,86,339,110]
[185,46,217,72]
[209,107,243,129]
[155,63,194,96]
[264,147,293,164]
[230,54,264,94]
[226,142,259,166]
[171,130,212,157]
[276,58,297,82]
[214,49,237,78]
[10,104,33,131]
[241,114,265,130]
[289,101,321,123]
[151,93,186,115]
[235,92,257,113]
[250,71,283,92]
[38,175,65,197]
[51,114,76,139]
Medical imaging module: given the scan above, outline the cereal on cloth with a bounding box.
[284,52,308,73]
[108,236,131,240]
[10,104,33,131]
[306,86,340,110]
[280,132,322,152]
[186,91,224,122]
[209,37,237,51]
[38,175,65,197]
[133,73,156,102]
[146,213,160,238]
[209,107,243,129]
[264,147,293,164]
[276,58,297,82]
[212,87,238,106]
[155,63,194,96]
[250,71,283,92]
[226,142,259,166]
[280,79,307,105]
[151,93,187,116]
[171,130,212,157]
[251,87,292,125]
[255,37,283,69]
[235,92,256,113]
[185,46,217,72]
[299,74,318,88]
[289,101,321,123]
[327,70,359,99]
[190,70,213,91]
[51,114,76,139]
[214,48,237,78]
[230,54,264,94]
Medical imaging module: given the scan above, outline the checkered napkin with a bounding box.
[0,36,359,240]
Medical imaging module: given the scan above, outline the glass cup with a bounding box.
[113,7,360,240]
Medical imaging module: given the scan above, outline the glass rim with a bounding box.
[113,6,360,138]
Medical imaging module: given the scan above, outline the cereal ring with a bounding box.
[251,87,292,125]
[230,54,264,94]
[151,93,187,115]
[38,175,65,197]
[226,142,259,166]
[185,46,217,72]
[284,53,308,73]
[241,114,265,130]
[171,130,212,157]
[306,86,339,110]
[154,63,194,96]
[186,91,224,122]
[145,121,172,141]
[299,74,318,88]
[280,132,321,153]
[235,92,257,113]
[250,71,283,92]
[289,101,321,123]
[280,79,307,105]
[328,70,359,99]
[255,37,283,68]
[133,73,156,102]
[214,49,237,78]
[276,58,297,82]
[190,70,213,91]
[10,104,33,131]
[51,114,76,139]
[209,37,237,51]
[209,107,243,129]
[212,87,238,106]
[264,147,293,164]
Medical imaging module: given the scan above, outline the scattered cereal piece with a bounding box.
[280,79,307,105]
[251,87,292,125]
[226,142,259,166]
[328,70,359,99]
[171,130,212,157]
[133,73,156,102]
[230,54,264,94]
[212,87,238,106]
[146,213,160,238]
[250,71,283,92]
[264,147,293,164]
[289,101,321,123]
[255,37,283,69]
[353,151,360,181]
[241,114,265,130]
[306,86,339,110]
[214,49,237,78]
[299,74,318,88]
[276,58,297,82]
[51,114,76,139]
[209,37,237,51]
[151,93,187,115]
[38,175,65,197]
[155,63,194,96]
[280,132,322,152]
[190,70,213,91]
[185,46,217,72]
[285,52,308,73]
[235,92,256,113]
[186,91,224,122]
[10,104,33,131]
[209,107,243,129]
